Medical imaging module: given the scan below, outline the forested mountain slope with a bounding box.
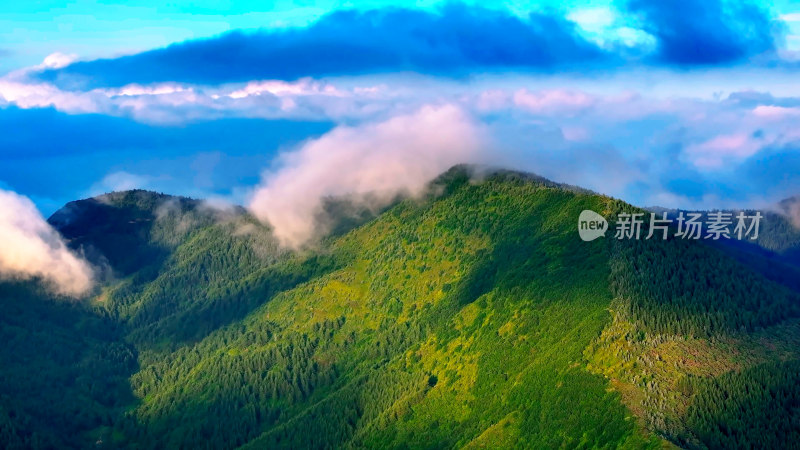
[646,203,800,298]
[1,167,799,449]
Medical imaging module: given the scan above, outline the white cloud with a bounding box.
[0,54,390,122]
[88,171,151,196]
[568,7,615,31]
[227,78,344,99]
[778,196,800,229]
[512,89,596,115]
[249,104,488,248]
[0,78,101,113]
[752,105,800,119]
[41,52,78,69]
[0,72,393,123]
[104,83,192,97]
[0,189,94,297]
[779,13,800,22]
[686,132,764,168]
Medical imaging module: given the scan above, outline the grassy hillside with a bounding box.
[2,167,799,449]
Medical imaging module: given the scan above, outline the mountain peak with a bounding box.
[47,189,243,276]
[432,164,597,197]
[48,190,197,231]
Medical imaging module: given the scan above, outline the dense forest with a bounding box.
[1,167,800,449]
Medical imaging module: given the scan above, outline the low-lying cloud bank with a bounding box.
[249,104,488,248]
[245,90,800,249]
[0,189,94,296]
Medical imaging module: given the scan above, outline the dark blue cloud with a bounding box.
[38,4,608,88]
[626,0,779,65]
[0,107,332,213]
[650,141,800,205]
[737,144,800,199]
[0,107,331,159]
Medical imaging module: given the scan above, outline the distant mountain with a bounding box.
[647,199,800,256]
[48,190,245,276]
[772,196,800,257]
[2,167,800,449]
[645,201,800,293]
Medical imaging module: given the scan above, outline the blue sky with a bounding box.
[3,0,800,218]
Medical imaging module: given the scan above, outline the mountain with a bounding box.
[2,167,800,449]
[644,203,800,294]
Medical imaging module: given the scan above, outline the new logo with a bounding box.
[578,210,608,241]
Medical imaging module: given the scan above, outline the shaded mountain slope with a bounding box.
[0,281,136,449]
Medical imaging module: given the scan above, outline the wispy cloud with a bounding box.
[249,104,488,248]
[779,13,800,22]
[0,59,393,123]
[88,171,152,196]
[0,189,94,297]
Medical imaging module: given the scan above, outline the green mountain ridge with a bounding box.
[2,166,800,449]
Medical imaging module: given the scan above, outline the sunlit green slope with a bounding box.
[108,169,660,448]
